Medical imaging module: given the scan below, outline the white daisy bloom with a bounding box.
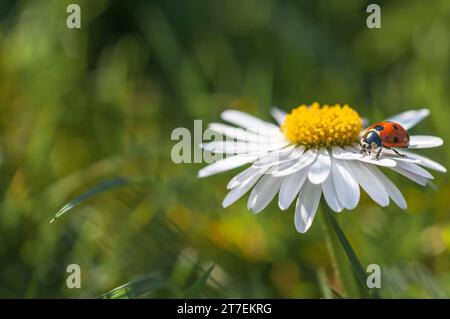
[198,103,446,233]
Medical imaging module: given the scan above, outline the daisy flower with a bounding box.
[198,103,446,233]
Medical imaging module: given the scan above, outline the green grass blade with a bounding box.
[317,268,333,299]
[325,210,381,299]
[183,265,215,298]
[99,273,166,299]
[50,177,130,223]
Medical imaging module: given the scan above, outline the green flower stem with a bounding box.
[320,210,343,294]
[321,207,381,299]
[320,207,358,297]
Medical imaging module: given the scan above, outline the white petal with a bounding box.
[270,158,299,176]
[247,174,282,213]
[251,145,298,169]
[272,149,317,177]
[208,123,283,143]
[198,155,257,178]
[308,148,331,184]
[401,150,447,173]
[294,181,322,233]
[357,156,397,168]
[322,173,343,213]
[386,108,430,130]
[395,161,434,179]
[222,173,262,208]
[331,158,360,210]
[367,166,407,209]
[408,135,444,149]
[373,146,419,163]
[270,107,287,125]
[200,140,287,154]
[221,109,281,135]
[332,146,362,160]
[362,117,369,127]
[349,161,389,207]
[278,168,308,210]
[383,155,420,164]
[227,166,265,189]
[391,167,429,186]
[332,146,397,168]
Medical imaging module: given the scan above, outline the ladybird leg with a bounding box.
[376,147,382,160]
[391,148,407,158]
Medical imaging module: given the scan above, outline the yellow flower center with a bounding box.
[281,102,363,148]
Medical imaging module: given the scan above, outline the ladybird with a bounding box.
[360,121,410,159]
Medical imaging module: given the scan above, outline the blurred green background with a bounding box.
[0,0,449,298]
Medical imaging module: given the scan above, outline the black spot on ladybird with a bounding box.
[393,136,399,143]
[393,125,398,129]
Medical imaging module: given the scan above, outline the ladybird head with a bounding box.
[360,130,382,155]
[360,138,371,154]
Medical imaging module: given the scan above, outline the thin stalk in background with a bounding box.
[321,207,381,299]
